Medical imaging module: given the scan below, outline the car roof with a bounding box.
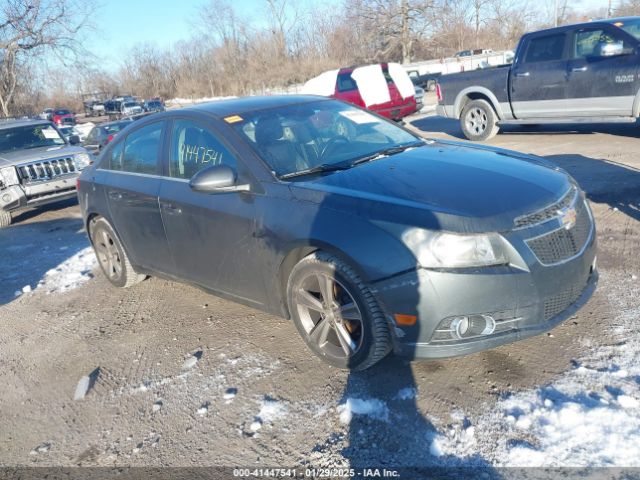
[524,17,640,37]
[0,118,51,130]
[186,95,330,118]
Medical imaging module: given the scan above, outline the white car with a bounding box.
[121,101,143,117]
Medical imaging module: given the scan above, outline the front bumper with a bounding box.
[372,218,597,359]
[0,176,78,213]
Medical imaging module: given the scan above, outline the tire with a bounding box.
[286,252,391,370]
[89,217,146,288]
[0,210,12,228]
[460,99,500,141]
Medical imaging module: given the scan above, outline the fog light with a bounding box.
[2,193,11,203]
[450,314,496,339]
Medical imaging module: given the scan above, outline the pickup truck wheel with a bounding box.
[0,210,12,228]
[460,99,499,141]
[287,252,391,370]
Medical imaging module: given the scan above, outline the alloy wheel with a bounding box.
[465,107,488,135]
[93,228,123,281]
[294,271,364,360]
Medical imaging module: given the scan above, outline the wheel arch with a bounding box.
[277,241,374,320]
[455,87,503,120]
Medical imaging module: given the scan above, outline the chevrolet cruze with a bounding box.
[77,96,597,370]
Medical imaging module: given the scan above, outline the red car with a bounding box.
[332,64,417,120]
[52,109,76,126]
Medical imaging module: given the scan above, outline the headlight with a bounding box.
[0,166,19,187]
[74,152,92,170]
[401,229,508,268]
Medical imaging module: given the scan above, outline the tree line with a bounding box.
[1,0,639,116]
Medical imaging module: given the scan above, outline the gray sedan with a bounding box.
[77,96,597,370]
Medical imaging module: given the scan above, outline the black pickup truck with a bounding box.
[436,17,640,140]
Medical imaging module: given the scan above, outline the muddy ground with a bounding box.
[1,113,639,468]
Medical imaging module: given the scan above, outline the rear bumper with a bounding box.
[0,176,79,213]
[372,226,597,360]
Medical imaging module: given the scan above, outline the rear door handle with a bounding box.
[161,202,182,214]
[515,71,530,78]
[108,191,123,200]
[571,66,588,72]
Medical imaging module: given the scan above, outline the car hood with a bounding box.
[0,145,87,167]
[288,141,572,233]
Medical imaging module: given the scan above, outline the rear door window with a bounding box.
[168,119,236,179]
[524,34,566,63]
[112,122,162,174]
[337,73,357,92]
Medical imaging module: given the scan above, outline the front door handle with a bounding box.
[515,71,530,78]
[571,66,588,72]
[108,191,123,200]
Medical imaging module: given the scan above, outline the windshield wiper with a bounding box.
[349,141,426,167]
[279,163,351,179]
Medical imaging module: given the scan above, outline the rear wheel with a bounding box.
[460,99,499,141]
[0,210,12,228]
[286,252,391,370]
[89,217,145,288]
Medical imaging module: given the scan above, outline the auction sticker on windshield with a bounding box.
[338,109,377,124]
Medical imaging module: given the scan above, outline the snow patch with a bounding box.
[440,271,640,467]
[36,247,95,294]
[337,398,389,425]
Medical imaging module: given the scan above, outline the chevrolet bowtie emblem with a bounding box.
[558,207,577,229]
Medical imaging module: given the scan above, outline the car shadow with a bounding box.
[542,154,640,222]
[9,197,79,225]
[0,217,90,305]
[335,354,499,477]
[409,114,640,140]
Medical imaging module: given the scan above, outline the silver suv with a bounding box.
[0,119,91,228]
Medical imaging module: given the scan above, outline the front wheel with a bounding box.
[460,99,499,141]
[286,252,391,370]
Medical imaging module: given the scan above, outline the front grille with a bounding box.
[16,157,77,184]
[525,201,592,265]
[514,186,577,228]
[543,282,585,320]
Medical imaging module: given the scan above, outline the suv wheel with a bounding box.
[460,99,499,141]
[0,210,11,228]
[286,252,391,370]
[89,217,146,288]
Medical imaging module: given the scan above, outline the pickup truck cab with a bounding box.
[437,17,640,140]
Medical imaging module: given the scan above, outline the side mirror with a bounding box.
[68,135,80,145]
[598,41,624,57]
[189,164,250,193]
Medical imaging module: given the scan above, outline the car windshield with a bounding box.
[104,121,130,134]
[611,18,640,40]
[55,109,70,115]
[0,124,65,154]
[231,100,422,178]
[123,102,137,108]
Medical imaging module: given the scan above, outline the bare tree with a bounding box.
[0,0,94,117]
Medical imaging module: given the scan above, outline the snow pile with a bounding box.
[250,397,287,432]
[441,271,640,467]
[337,397,389,424]
[35,246,96,294]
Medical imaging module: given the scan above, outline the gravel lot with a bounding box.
[1,110,639,469]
